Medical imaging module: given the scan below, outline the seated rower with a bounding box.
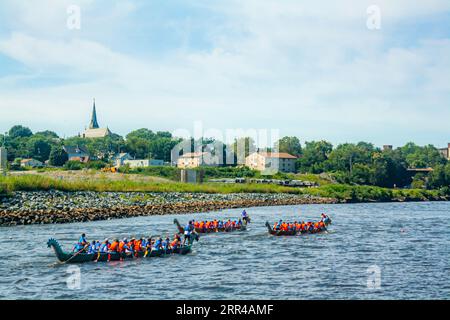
[319,221,326,231]
[275,220,282,231]
[237,219,243,227]
[154,237,163,250]
[218,220,224,229]
[109,239,120,253]
[100,239,110,253]
[171,234,181,250]
[129,238,137,253]
[134,238,143,253]
[119,238,131,254]
[87,241,98,254]
[161,237,170,250]
[74,233,89,252]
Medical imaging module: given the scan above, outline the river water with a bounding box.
[1,201,449,300]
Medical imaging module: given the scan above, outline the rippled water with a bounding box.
[1,202,449,300]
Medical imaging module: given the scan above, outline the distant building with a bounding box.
[113,153,165,168]
[177,152,219,169]
[82,99,112,139]
[20,159,44,168]
[113,153,134,167]
[406,167,434,173]
[439,143,450,160]
[383,145,393,151]
[63,145,91,163]
[246,152,297,173]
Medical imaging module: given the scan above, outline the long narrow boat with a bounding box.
[265,222,297,236]
[266,216,332,236]
[174,217,250,234]
[47,238,193,264]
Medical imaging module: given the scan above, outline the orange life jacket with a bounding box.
[109,242,119,252]
[134,241,141,252]
[118,242,127,253]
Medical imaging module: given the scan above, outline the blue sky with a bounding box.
[0,0,449,148]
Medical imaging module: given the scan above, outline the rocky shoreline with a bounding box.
[0,191,338,226]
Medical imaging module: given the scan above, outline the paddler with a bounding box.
[162,236,171,250]
[109,239,120,252]
[171,234,181,250]
[87,241,98,254]
[74,233,89,252]
[119,238,131,253]
[183,221,194,245]
[154,237,163,250]
[100,239,110,253]
[242,210,250,224]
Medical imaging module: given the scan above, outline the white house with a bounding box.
[113,153,134,167]
[246,152,297,173]
[20,159,44,168]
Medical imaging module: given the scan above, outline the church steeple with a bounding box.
[89,99,100,129]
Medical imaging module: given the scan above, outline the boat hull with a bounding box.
[174,218,248,234]
[47,239,192,264]
[265,219,330,236]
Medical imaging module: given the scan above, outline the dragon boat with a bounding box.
[174,216,250,234]
[266,216,332,236]
[47,238,195,264]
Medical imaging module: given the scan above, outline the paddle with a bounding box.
[60,244,89,265]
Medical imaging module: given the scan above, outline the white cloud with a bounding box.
[0,0,449,147]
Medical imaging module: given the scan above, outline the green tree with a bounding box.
[399,143,445,168]
[9,125,33,139]
[35,130,59,139]
[231,137,256,164]
[274,136,302,157]
[49,146,69,166]
[297,140,333,173]
[26,137,52,162]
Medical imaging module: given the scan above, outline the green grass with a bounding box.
[0,174,302,194]
[0,174,445,203]
[307,184,442,202]
[288,173,334,186]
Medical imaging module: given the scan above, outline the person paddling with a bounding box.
[183,221,194,245]
[100,239,110,253]
[171,234,181,250]
[242,210,250,224]
[74,233,89,252]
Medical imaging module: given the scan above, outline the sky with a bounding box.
[0,0,449,148]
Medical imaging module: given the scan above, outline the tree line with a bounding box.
[1,125,448,190]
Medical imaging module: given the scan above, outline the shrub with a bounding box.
[64,161,85,171]
[85,161,108,170]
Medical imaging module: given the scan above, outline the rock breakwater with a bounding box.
[0,191,338,226]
